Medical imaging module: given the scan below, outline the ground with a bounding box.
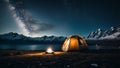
[0,50,120,68]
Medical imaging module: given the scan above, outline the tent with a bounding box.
[62,35,87,52]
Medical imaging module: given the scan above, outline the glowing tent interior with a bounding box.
[62,35,87,52]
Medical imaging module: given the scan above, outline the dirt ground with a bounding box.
[0,50,120,68]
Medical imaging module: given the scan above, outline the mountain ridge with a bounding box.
[0,32,66,44]
[87,26,120,39]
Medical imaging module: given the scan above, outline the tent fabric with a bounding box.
[62,35,87,52]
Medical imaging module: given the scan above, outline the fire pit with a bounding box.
[45,47,54,54]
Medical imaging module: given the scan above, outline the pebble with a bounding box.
[66,65,70,68]
[91,63,98,67]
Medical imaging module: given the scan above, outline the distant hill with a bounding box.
[0,32,66,44]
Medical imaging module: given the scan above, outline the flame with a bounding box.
[46,47,54,54]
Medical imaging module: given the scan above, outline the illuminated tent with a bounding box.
[62,35,87,52]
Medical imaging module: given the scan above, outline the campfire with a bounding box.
[46,47,54,54]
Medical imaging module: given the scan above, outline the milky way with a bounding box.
[5,0,54,36]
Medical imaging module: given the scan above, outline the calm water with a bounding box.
[0,44,62,50]
[0,44,119,50]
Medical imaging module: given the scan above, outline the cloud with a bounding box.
[30,22,54,33]
[26,16,54,33]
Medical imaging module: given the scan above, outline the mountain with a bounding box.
[87,26,120,39]
[0,32,66,44]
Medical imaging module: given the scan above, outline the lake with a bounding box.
[0,44,62,50]
[0,44,120,50]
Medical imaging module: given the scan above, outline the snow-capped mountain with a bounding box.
[87,26,120,39]
[0,32,27,40]
[0,32,66,44]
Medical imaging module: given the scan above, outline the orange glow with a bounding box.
[69,38,79,50]
[22,52,66,57]
[46,47,54,54]
[62,38,70,51]
[62,35,87,52]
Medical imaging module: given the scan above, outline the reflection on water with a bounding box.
[0,44,119,50]
[88,45,120,50]
[30,45,38,50]
[0,44,62,50]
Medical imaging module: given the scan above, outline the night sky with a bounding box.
[0,0,120,37]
